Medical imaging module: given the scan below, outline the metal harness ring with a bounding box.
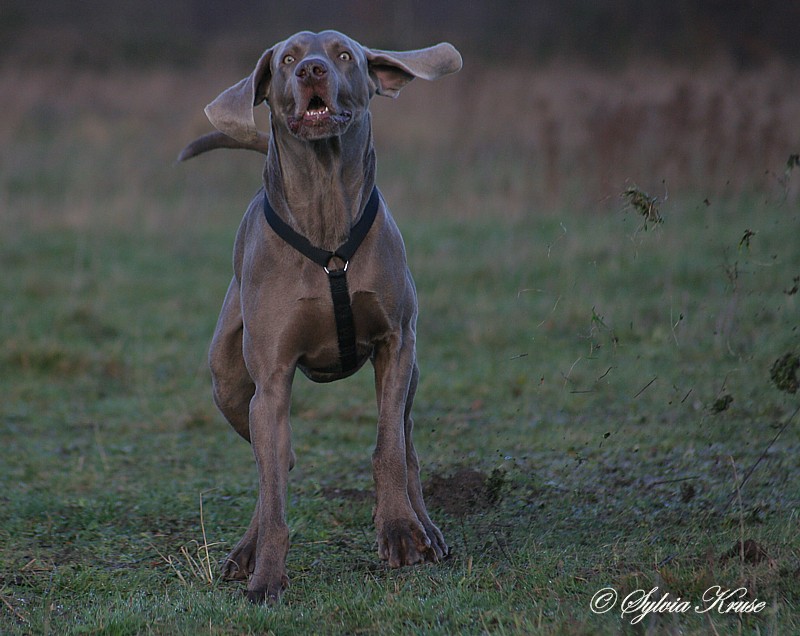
[324,258,349,275]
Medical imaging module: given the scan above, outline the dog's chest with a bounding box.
[291,288,389,344]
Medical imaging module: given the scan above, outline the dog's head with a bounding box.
[204,30,462,143]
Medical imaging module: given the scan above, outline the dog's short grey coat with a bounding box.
[179,30,461,603]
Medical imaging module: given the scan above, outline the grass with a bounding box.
[1,59,799,634]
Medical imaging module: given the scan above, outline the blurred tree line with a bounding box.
[2,0,798,68]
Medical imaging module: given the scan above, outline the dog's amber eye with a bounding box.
[338,51,352,62]
[282,54,295,65]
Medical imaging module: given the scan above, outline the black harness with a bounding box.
[263,187,381,375]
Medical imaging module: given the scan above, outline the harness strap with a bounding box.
[327,269,358,372]
[263,187,381,374]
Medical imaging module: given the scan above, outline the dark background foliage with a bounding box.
[3,0,799,69]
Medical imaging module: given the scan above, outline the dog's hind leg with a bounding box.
[209,276,255,441]
[209,276,262,581]
[221,503,258,580]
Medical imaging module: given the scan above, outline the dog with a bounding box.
[179,30,461,602]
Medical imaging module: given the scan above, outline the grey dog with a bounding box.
[179,30,461,602]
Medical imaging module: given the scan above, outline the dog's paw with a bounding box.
[246,573,289,604]
[377,517,438,567]
[422,520,449,561]
[221,539,256,581]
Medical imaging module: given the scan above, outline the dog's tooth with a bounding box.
[304,105,330,118]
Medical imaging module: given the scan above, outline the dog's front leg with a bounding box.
[372,331,436,567]
[246,375,293,603]
[401,363,449,560]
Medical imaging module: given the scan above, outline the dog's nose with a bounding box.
[296,57,329,82]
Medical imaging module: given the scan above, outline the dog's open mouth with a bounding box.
[288,94,353,136]
[305,96,330,121]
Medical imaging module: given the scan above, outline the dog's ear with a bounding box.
[204,45,277,143]
[364,43,462,98]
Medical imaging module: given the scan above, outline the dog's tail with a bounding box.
[177,131,270,162]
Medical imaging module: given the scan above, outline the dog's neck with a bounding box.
[265,114,377,252]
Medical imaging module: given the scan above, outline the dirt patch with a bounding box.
[721,539,776,567]
[423,469,501,517]
[319,469,503,517]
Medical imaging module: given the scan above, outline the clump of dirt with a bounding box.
[423,469,498,516]
[770,352,799,394]
[680,482,696,503]
[738,228,756,249]
[710,394,734,413]
[622,186,663,229]
[485,468,507,504]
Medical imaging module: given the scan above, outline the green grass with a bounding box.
[1,67,799,634]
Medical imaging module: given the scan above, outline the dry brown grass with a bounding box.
[2,57,799,230]
[371,59,800,208]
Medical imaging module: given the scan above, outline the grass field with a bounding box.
[1,59,799,634]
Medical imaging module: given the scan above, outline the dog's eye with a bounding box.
[282,54,295,65]
[338,51,352,62]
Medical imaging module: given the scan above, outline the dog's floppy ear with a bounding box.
[364,43,462,98]
[204,45,277,143]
